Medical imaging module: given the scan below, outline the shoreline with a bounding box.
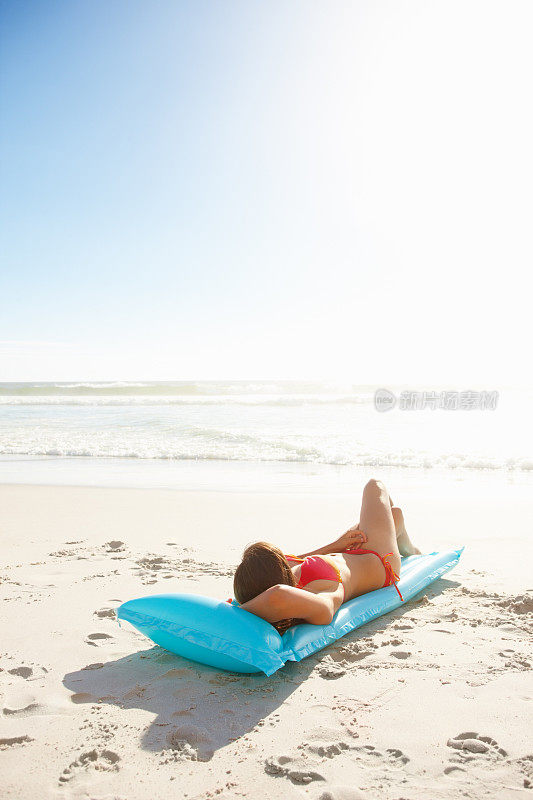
[2,453,533,495]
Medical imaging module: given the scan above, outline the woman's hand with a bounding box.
[329,525,368,553]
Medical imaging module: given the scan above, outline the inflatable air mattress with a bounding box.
[117,548,463,676]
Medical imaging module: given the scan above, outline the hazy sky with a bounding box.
[1,1,531,383]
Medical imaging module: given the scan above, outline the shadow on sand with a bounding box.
[63,577,459,761]
[63,645,314,760]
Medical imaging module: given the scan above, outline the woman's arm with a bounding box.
[240,583,342,626]
[294,542,336,558]
[294,526,368,558]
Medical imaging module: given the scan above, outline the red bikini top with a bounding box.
[285,554,343,590]
[285,549,403,602]
[224,554,343,606]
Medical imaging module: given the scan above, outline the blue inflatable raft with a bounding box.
[117,547,463,676]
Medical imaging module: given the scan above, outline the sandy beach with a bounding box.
[1,479,532,800]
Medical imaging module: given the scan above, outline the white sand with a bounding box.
[1,481,532,799]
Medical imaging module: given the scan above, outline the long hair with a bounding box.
[233,541,302,635]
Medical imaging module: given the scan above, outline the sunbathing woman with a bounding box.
[233,479,421,634]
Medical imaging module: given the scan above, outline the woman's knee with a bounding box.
[363,478,387,497]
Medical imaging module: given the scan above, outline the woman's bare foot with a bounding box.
[391,507,421,556]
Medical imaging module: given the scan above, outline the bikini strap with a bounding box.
[285,554,304,588]
[381,552,404,602]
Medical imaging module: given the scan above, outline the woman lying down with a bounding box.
[232,479,421,634]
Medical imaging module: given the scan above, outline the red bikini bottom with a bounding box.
[343,546,404,601]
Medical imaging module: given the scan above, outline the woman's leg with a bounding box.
[358,479,400,565]
[351,487,421,556]
[391,506,421,556]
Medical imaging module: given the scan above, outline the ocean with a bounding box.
[1,381,532,491]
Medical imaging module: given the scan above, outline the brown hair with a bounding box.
[233,541,302,635]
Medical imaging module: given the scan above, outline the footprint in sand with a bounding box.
[0,735,34,749]
[85,632,113,647]
[104,541,126,553]
[306,741,350,759]
[266,738,409,787]
[165,724,214,762]
[94,607,115,619]
[70,692,95,704]
[58,749,120,784]
[7,666,33,679]
[264,753,326,784]
[384,747,410,765]
[2,688,40,716]
[446,731,533,787]
[355,744,410,766]
[447,731,508,759]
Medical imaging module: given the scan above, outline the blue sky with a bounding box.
[1,1,532,383]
